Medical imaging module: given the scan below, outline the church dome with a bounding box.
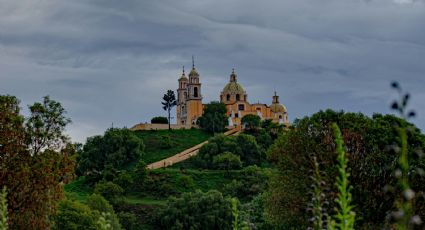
[189,67,199,77]
[222,82,245,95]
[222,69,245,95]
[270,104,287,113]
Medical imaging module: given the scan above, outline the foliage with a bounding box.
[113,170,134,192]
[232,198,239,230]
[53,199,100,230]
[151,116,168,124]
[156,190,233,230]
[222,166,270,201]
[161,90,177,130]
[133,160,147,186]
[265,109,425,229]
[0,95,75,229]
[197,134,263,168]
[308,157,327,230]
[86,194,121,230]
[241,114,261,131]
[94,181,124,204]
[117,212,138,230]
[0,187,7,230]
[239,193,273,230]
[213,152,242,172]
[198,101,228,133]
[327,123,355,230]
[389,82,422,229]
[77,128,144,177]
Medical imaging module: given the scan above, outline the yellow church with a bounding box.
[176,63,289,128]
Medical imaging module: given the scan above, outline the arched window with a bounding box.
[226,94,230,101]
[236,94,240,101]
[194,87,198,97]
[279,115,282,119]
[184,92,187,100]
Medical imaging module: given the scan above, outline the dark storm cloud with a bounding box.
[1,0,425,142]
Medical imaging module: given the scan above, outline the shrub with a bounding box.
[156,190,233,230]
[86,194,122,230]
[117,212,138,230]
[94,181,124,204]
[113,170,133,191]
[53,199,99,230]
[213,152,242,171]
[151,116,168,124]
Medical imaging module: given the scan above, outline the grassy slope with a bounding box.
[134,129,212,164]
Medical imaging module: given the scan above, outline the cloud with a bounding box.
[1,0,425,142]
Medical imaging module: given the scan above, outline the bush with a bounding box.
[113,170,133,191]
[86,194,122,230]
[213,152,242,171]
[117,212,138,230]
[198,102,228,133]
[53,199,99,230]
[156,190,233,230]
[197,134,263,168]
[94,181,124,204]
[151,116,168,124]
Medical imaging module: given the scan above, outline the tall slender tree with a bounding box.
[162,90,177,130]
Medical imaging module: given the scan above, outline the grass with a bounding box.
[134,129,212,164]
[124,195,166,206]
[64,176,93,202]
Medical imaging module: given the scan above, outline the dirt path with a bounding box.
[146,128,240,169]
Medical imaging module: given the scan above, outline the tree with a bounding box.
[197,134,264,168]
[156,190,233,230]
[151,116,168,124]
[26,96,71,155]
[213,152,242,172]
[241,114,261,131]
[77,128,144,177]
[198,101,228,133]
[162,90,177,130]
[265,110,425,229]
[0,95,75,229]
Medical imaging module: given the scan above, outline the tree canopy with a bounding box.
[156,190,233,230]
[198,101,228,133]
[241,114,261,131]
[0,95,75,229]
[265,109,425,229]
[77,128,144,177]
[162,90,177,130]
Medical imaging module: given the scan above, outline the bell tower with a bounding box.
[176,66,188,125]
[186,56,203,124]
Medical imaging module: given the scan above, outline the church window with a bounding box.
[184,92,187,100]
[279,115,282,119]
[238,104,245,111]
[235,113,239,118]
[226,94,230,101]
[256,107,261,111]
[236,94,240,101]
[194,87,198,97]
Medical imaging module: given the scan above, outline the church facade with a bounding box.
[176,64,289,128]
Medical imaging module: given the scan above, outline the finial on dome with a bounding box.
[192,55,195,68]
[232,68,235,74]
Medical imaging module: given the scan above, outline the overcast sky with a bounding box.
[1,0,425,143]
